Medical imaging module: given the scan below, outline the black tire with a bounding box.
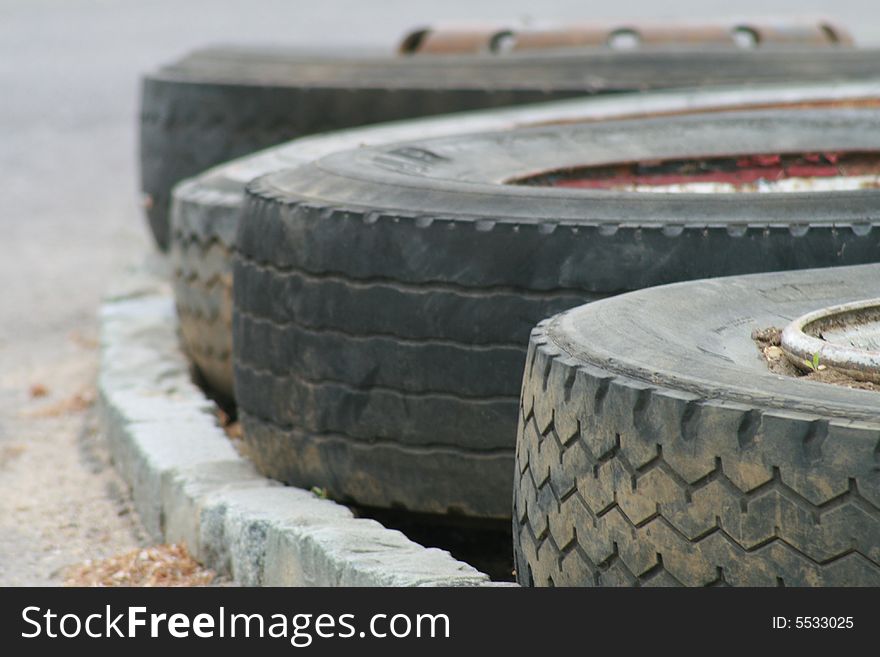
[171,182,240,404]
[143,46,583,251]
[143,45,880,249]
[235,108,880,518]
[514,264,880,586]
[172,82,880,406]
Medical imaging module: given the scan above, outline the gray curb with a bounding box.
[97,257,495,586]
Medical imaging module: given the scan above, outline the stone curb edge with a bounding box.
[96,257,499,587]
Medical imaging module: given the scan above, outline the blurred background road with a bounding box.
[1,0,879,585]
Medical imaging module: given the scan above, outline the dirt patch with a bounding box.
[22,387,96,418]
[63,544,219,587]
[751,326,877,391]
[0,364,147,585]
[29,383,49,398]
[0,445,26,468]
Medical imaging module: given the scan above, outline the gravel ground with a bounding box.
[2,0,880,586]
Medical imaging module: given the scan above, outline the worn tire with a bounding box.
[143,45,880,250]
[172,82,880,406]
[235,108,880,518]
[144,46,587,251]
[514,264,880,586]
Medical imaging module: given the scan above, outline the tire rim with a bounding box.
[513,150,880,193]
[780,298,880,382]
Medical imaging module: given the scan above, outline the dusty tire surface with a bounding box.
[143,45,880,249]
[161,63,575,403]
[170,182,240,404]
[143,46,588,250]
[514,264,880,587]
[173,82,880,405]
[234,107,880,519]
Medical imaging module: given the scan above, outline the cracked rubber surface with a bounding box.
[143,45,880,250]
[514,263,880,586]
[235,108,880,519]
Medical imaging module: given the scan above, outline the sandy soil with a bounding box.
[0,334,147,585]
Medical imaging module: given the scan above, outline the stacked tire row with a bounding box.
[235,107,880,525]
[146,47,880,585]
[146,44,880,249]
[167,77,880,416]
[150,47,880,405]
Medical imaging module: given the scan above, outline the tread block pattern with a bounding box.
[240,184,880,293]
[234,257,588,345]
[514,322,880,586]
[241,411,514,518]
[234,360,519,450]
[231,197,599,516]
[168,177,589,411]
[233,309,527,397]
[170,226,235,403]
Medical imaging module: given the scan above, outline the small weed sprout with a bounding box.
[803,352,826,372]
